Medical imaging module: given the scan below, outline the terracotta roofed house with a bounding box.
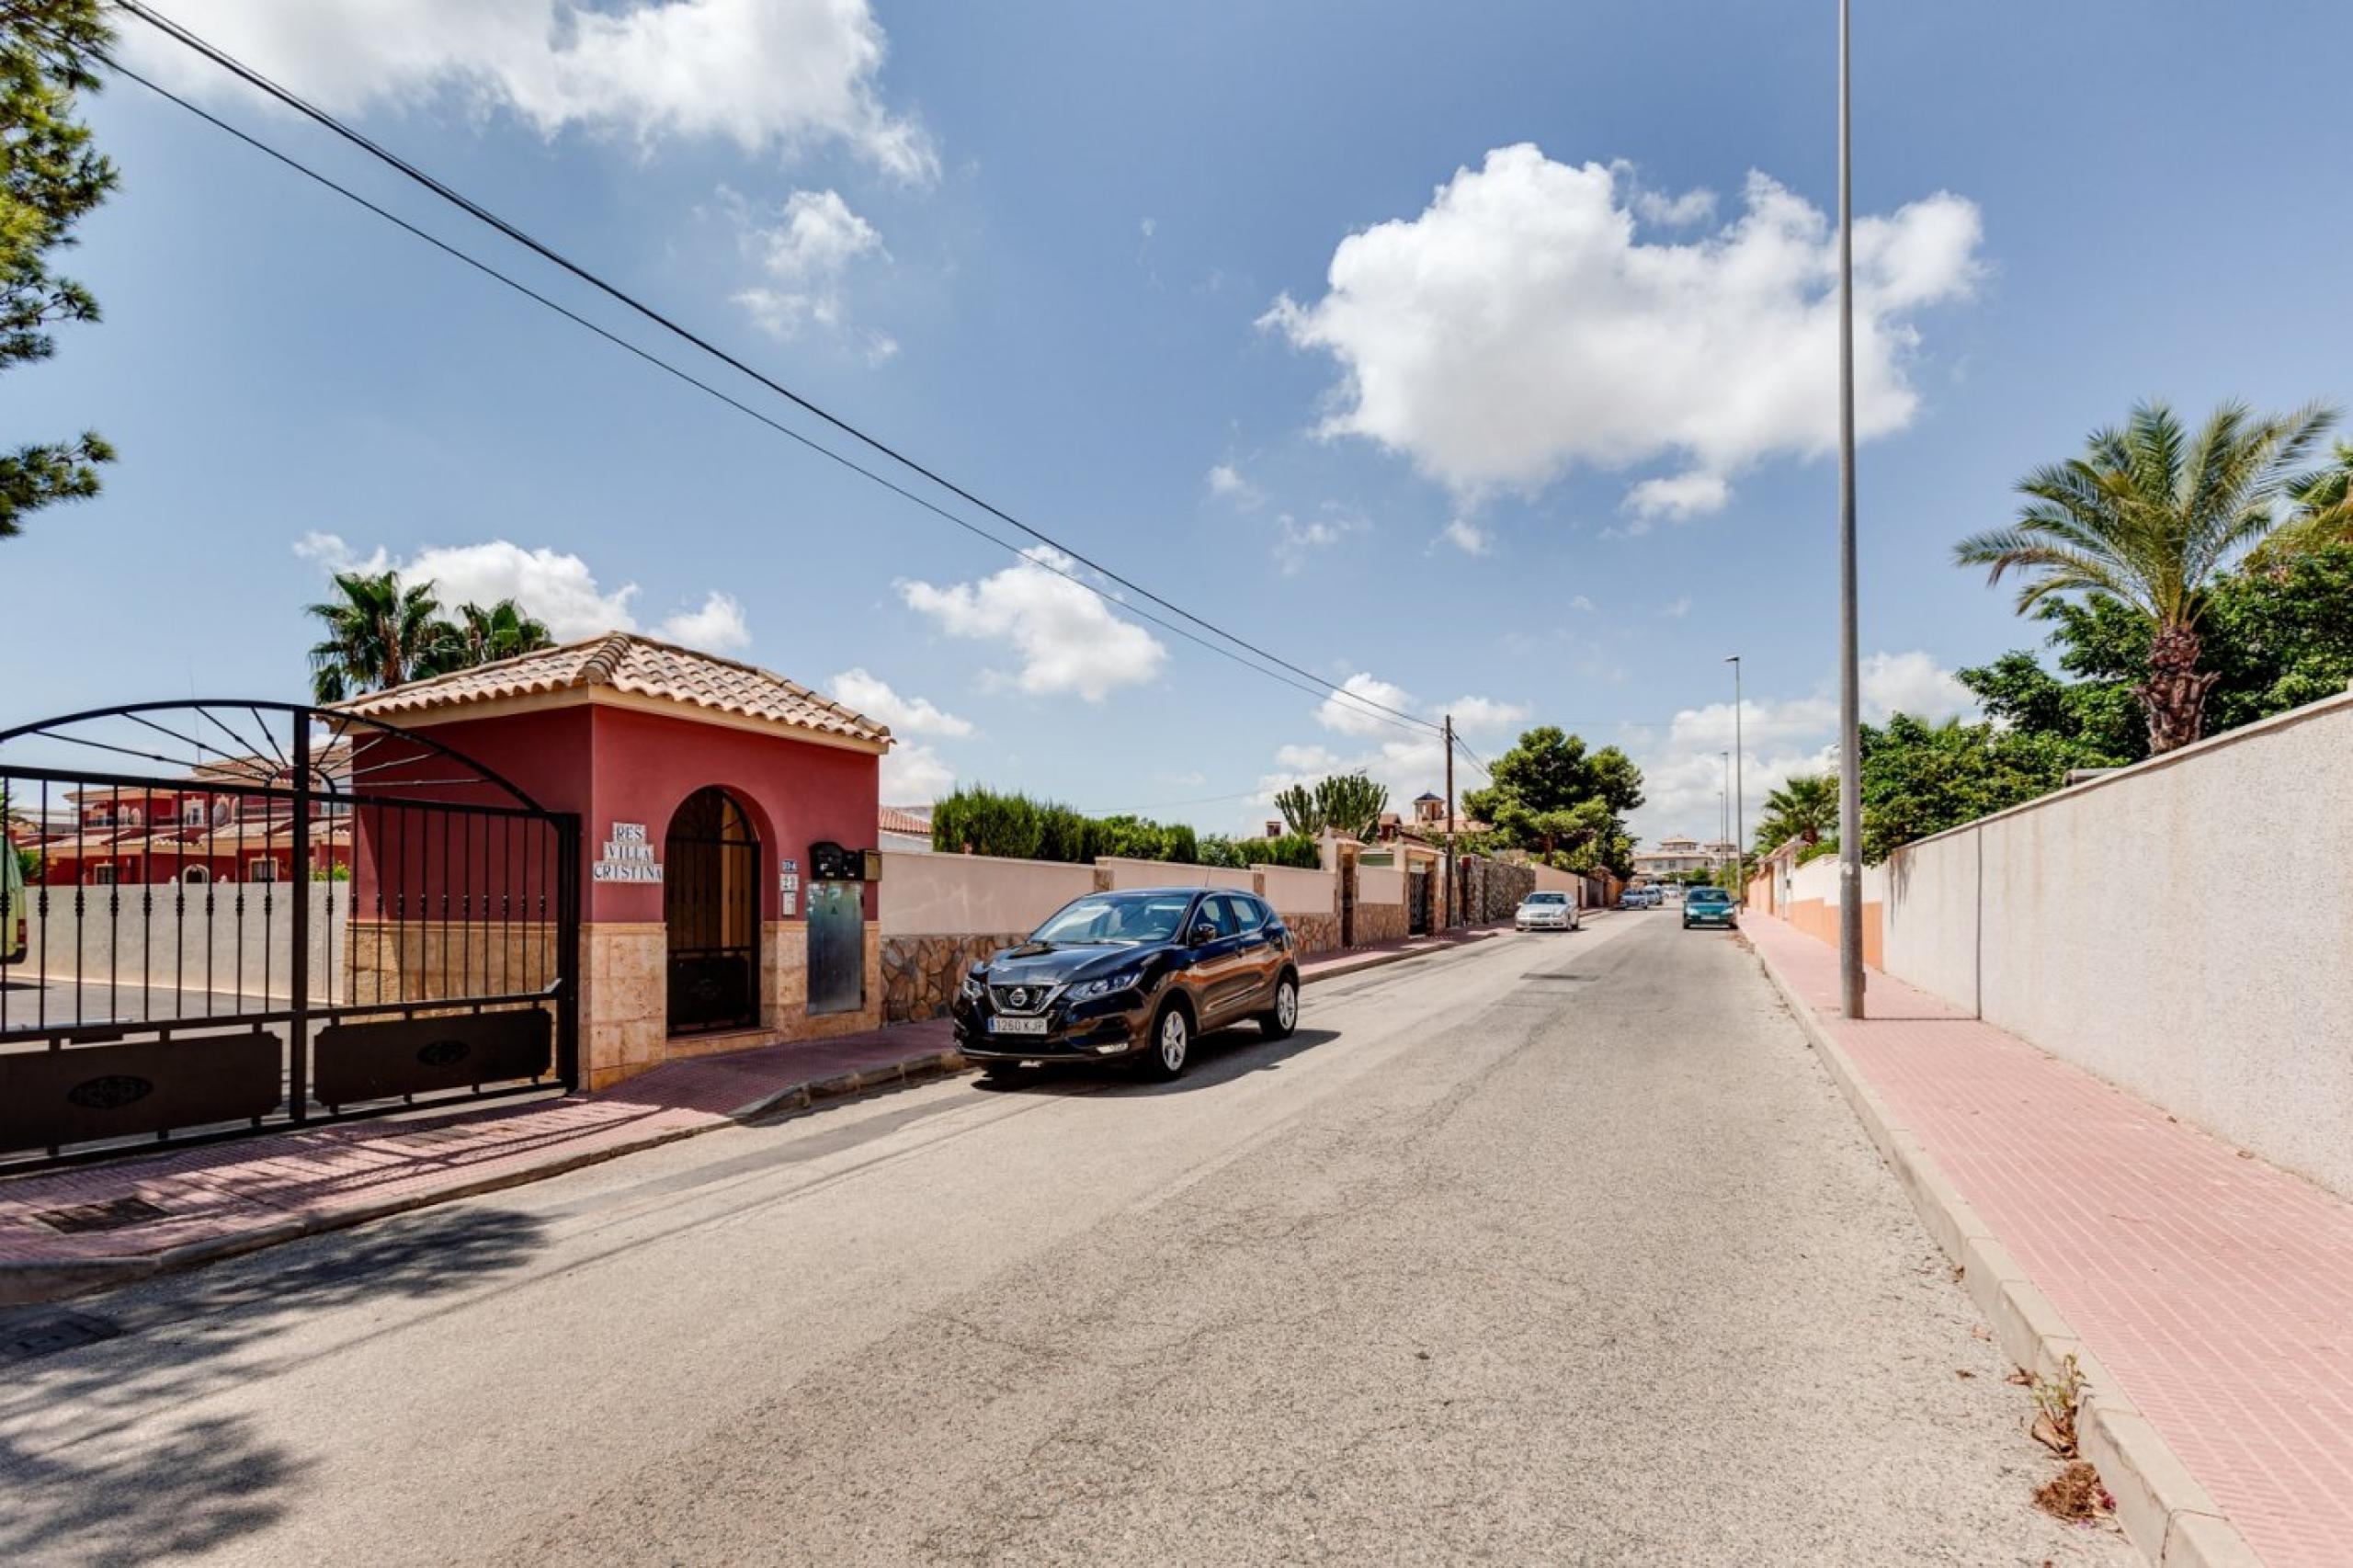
[333,631,897,1089]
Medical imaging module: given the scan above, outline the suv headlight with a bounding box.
[1068,970,1142,1002]
[958,973,984,1001]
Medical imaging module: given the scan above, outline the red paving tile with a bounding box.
[0,1020,961,1277]
[0,937,1479,1288]
[1749,914,2353,1568]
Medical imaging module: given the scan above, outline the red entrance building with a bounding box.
[338,632,891,1091]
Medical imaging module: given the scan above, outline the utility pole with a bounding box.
[1726,653,1745,903]
[1836,0,1866,1017]
[1443,712,1457,929]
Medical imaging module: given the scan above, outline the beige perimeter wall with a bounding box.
[878,851,1096,937]
[1876,687,2353,1199]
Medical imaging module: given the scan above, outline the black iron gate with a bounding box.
[0,701,579,1172]
[664,786,758,1034]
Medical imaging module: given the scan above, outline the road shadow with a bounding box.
[0,1203,546,1564]
[972,1026,1343,1097]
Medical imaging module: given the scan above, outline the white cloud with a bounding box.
[898,547,1167,701]
[293,533,749,651]
[1316,672,1419,738]
[1446,696,1530,733]
[1860,649,1976,723]
[1659,596,1692,619]
[653,591,751,653]
[138,0,937,180]
[1206,461,1262,508]
[1625,653,1979,844]
[1623,471,1731,524]
[881,742,953,801]
[1262,145,1982,515]
[1272,506,1365,575]
[1634,186,1719,227]
[826,667,972,736]
[1437,517,1493,555]
[731,187,887,340]
[1570,594,1597,613]
[1140,217,1157,239]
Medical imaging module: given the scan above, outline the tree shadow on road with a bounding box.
[0,1203,546,1565]
[972,1027,1344,1097]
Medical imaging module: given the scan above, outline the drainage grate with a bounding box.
[28,1195,172,1234]
[0,1311,122,1364]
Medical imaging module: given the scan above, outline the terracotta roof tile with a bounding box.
[333,632,891,744]
[878,805,933,837]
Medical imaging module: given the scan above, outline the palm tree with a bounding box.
[1955,399,2336,753]
[1758,774,1836,850]
[305,570,450,703]
[2257,439,2353,562]
[445,599,555,668]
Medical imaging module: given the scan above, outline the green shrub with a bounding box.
[931,786,1044,859]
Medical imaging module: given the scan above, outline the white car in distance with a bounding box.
[1514,891,1581,932]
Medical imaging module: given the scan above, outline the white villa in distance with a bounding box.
[1631,835,1735,881]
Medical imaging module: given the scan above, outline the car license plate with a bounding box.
[988,1017,1049,1036]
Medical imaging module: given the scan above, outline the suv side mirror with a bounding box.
[1189,921,1219,947]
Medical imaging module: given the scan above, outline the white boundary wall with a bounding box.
[1358,867,1405,906]
[878,852,1094,937]
[1878,688,2353,1197]
[1097,858,1256,892]
[1255,864,1336,917]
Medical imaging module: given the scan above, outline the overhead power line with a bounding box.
[112,0,1444,741]
[93,54,1455,745]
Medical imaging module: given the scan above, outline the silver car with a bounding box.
[1514,891,1581,932]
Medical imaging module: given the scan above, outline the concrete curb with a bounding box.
[1297,925,1514,985]
[3,930,1502,1311]
[0,1120,710,1308]
[1743,934,2263,1568]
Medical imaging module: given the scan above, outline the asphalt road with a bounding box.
[0,913,2126,1565]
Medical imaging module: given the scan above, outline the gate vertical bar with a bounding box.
[289,716,313,1122]
[554,812,581,1091]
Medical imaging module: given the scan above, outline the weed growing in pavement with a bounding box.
[2027,1352,2087,1456]
[2034,1461,2116,1524]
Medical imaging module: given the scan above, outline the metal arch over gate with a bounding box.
[0,700,580,1172]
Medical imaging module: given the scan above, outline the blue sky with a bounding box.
[6,0,2350,842]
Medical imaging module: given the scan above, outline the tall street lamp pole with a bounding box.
[1836,0,1867,1017]
[1719,751,1731,880]
[1725,653,1745,903]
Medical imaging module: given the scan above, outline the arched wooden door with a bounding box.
[665,787,760,1034]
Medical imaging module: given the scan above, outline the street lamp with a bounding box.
[1834,0,1865,1018]
[1725,653,1744,903]
[1719,751,1731,881]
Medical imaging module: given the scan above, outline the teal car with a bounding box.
[1682,886,1738,930]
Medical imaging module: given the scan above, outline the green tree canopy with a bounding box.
[0,3,118,539]
[1858,714,2099,863]
[447,599,556,667]
[306,570,451,703]
[1953,398,2336,753]
[1961,539,2353,764]
[1272,773,1388,840]
[1756,774,1836,853]
[1463,727,1643,874]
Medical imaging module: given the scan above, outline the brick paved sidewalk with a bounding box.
[1747,913,2352,1568]
[0,1019,961,1304]
[0,926,1511,1305]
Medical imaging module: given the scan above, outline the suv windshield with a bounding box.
[1031,892,1197,946]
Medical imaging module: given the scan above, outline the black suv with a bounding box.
[952,887,1300,1082]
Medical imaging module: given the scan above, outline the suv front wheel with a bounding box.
[1258,971,1299,1040]
[1142,1000,1192,1081]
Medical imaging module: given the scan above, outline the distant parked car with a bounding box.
[1514,891,1580,932]
[952,887,1298,1084]
[1682,886,1738,929]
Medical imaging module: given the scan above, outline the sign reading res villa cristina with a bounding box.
[593,822,662,883]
